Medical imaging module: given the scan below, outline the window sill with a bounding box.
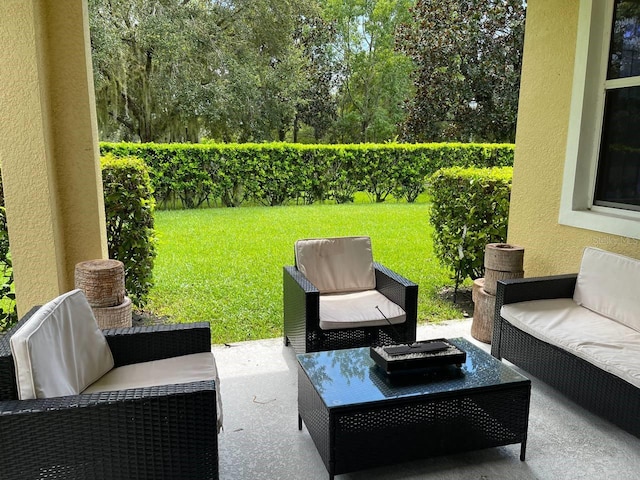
[558,206,640,239]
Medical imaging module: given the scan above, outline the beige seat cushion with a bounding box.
[84,351,223,432]
[295,236,375,294]
[501,298,640,389]
[9,289,114,400]
[319,290,406,330]
[573,247,640,332]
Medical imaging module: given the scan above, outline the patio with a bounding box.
[213,318,640,480]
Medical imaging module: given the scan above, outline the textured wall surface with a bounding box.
[0,1,107,315]
[508,0,640,276]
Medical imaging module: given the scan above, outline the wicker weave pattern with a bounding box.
[75,259,125,308]
[297,368,332,473]
[0,310,219,479]
[492,275,640,439]
[297,349,530,479]
[284,262,418,353]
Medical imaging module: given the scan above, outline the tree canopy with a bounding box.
[397,0,526,142]
[89,0,526,143]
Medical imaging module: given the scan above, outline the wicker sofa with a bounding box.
[0,290,220,480]
[492,247,640,438]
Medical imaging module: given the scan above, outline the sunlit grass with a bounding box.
[146,199,465,344]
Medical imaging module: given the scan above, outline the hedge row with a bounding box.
[100,142,515,208]
[429,166,513,290]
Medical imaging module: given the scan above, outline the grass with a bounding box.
[145,199,467,344]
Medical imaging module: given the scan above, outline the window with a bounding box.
[594,2,640,211]
[560,0,640,238]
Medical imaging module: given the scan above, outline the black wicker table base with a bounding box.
[297,338,531,480]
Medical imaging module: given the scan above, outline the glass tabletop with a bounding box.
[297,337,529,408]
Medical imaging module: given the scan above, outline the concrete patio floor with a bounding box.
[212,319,640,480]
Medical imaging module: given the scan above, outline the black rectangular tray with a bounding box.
[370,339,466,375]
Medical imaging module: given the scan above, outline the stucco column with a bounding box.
[0,1,107,315]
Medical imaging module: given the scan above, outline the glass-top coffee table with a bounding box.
[297,337,531,480]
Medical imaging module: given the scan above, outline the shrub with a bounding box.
[0,176,17,330]
[101,154,157,306]
[428,166,513,292]
[100,142,515,208]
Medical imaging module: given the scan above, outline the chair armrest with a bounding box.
[283,266,320,351]
[104,322,212,367]
[0,380,215,414]
[283,266,319,295]
[496,274,577,306]
[0,381,217,479]
[374,262,418,312]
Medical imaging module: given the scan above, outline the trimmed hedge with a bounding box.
[428,166,513,290]
[100,142,515,208]
[101,154,157,307]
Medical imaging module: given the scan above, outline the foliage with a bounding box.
[293,15,340,142]
[147,201,466,344]
[100,141,515,208]
[324,0,415,143]
[428,166,513,291]
[0,175,16,330]
[89,0,322,143]
[397,0,526,143]
[0,180,16,330]
[89,0,526,144]
[101,154,157,306]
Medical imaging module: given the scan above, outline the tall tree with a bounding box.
[324,0,415,143]
[90,0,224,142]
[89,0,318,143]
[397,0,526,143]
[293,16,340,142]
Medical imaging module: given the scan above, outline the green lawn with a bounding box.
[146,201,466,344]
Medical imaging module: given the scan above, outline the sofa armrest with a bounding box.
[496,274,577,306]
[492,274,577,358]
[104,322,212,367]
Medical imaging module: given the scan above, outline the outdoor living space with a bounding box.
[2,2,640,479]
[214,319,640,480]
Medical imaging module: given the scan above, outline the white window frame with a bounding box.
[559,0,640,239]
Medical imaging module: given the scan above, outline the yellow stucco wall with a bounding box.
[0,1,107,315]
[508,0,640,276]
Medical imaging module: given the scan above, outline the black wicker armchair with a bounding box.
[284,236,418,354]
[0,307,219,480]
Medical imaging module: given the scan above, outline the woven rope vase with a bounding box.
[75,259,125,307]
[75,259,131,328]
[92,296,132,329]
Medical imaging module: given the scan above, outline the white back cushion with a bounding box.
[10,289,114,399]
[295,236,376,294]
[573,247,640,332]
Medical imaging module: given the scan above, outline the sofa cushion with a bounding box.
[501,298,640,389]
[84,351,223,432]
[319,290,406,330]
[573,247,640,332]
[9,289,114,399]
[295,236,376,294]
